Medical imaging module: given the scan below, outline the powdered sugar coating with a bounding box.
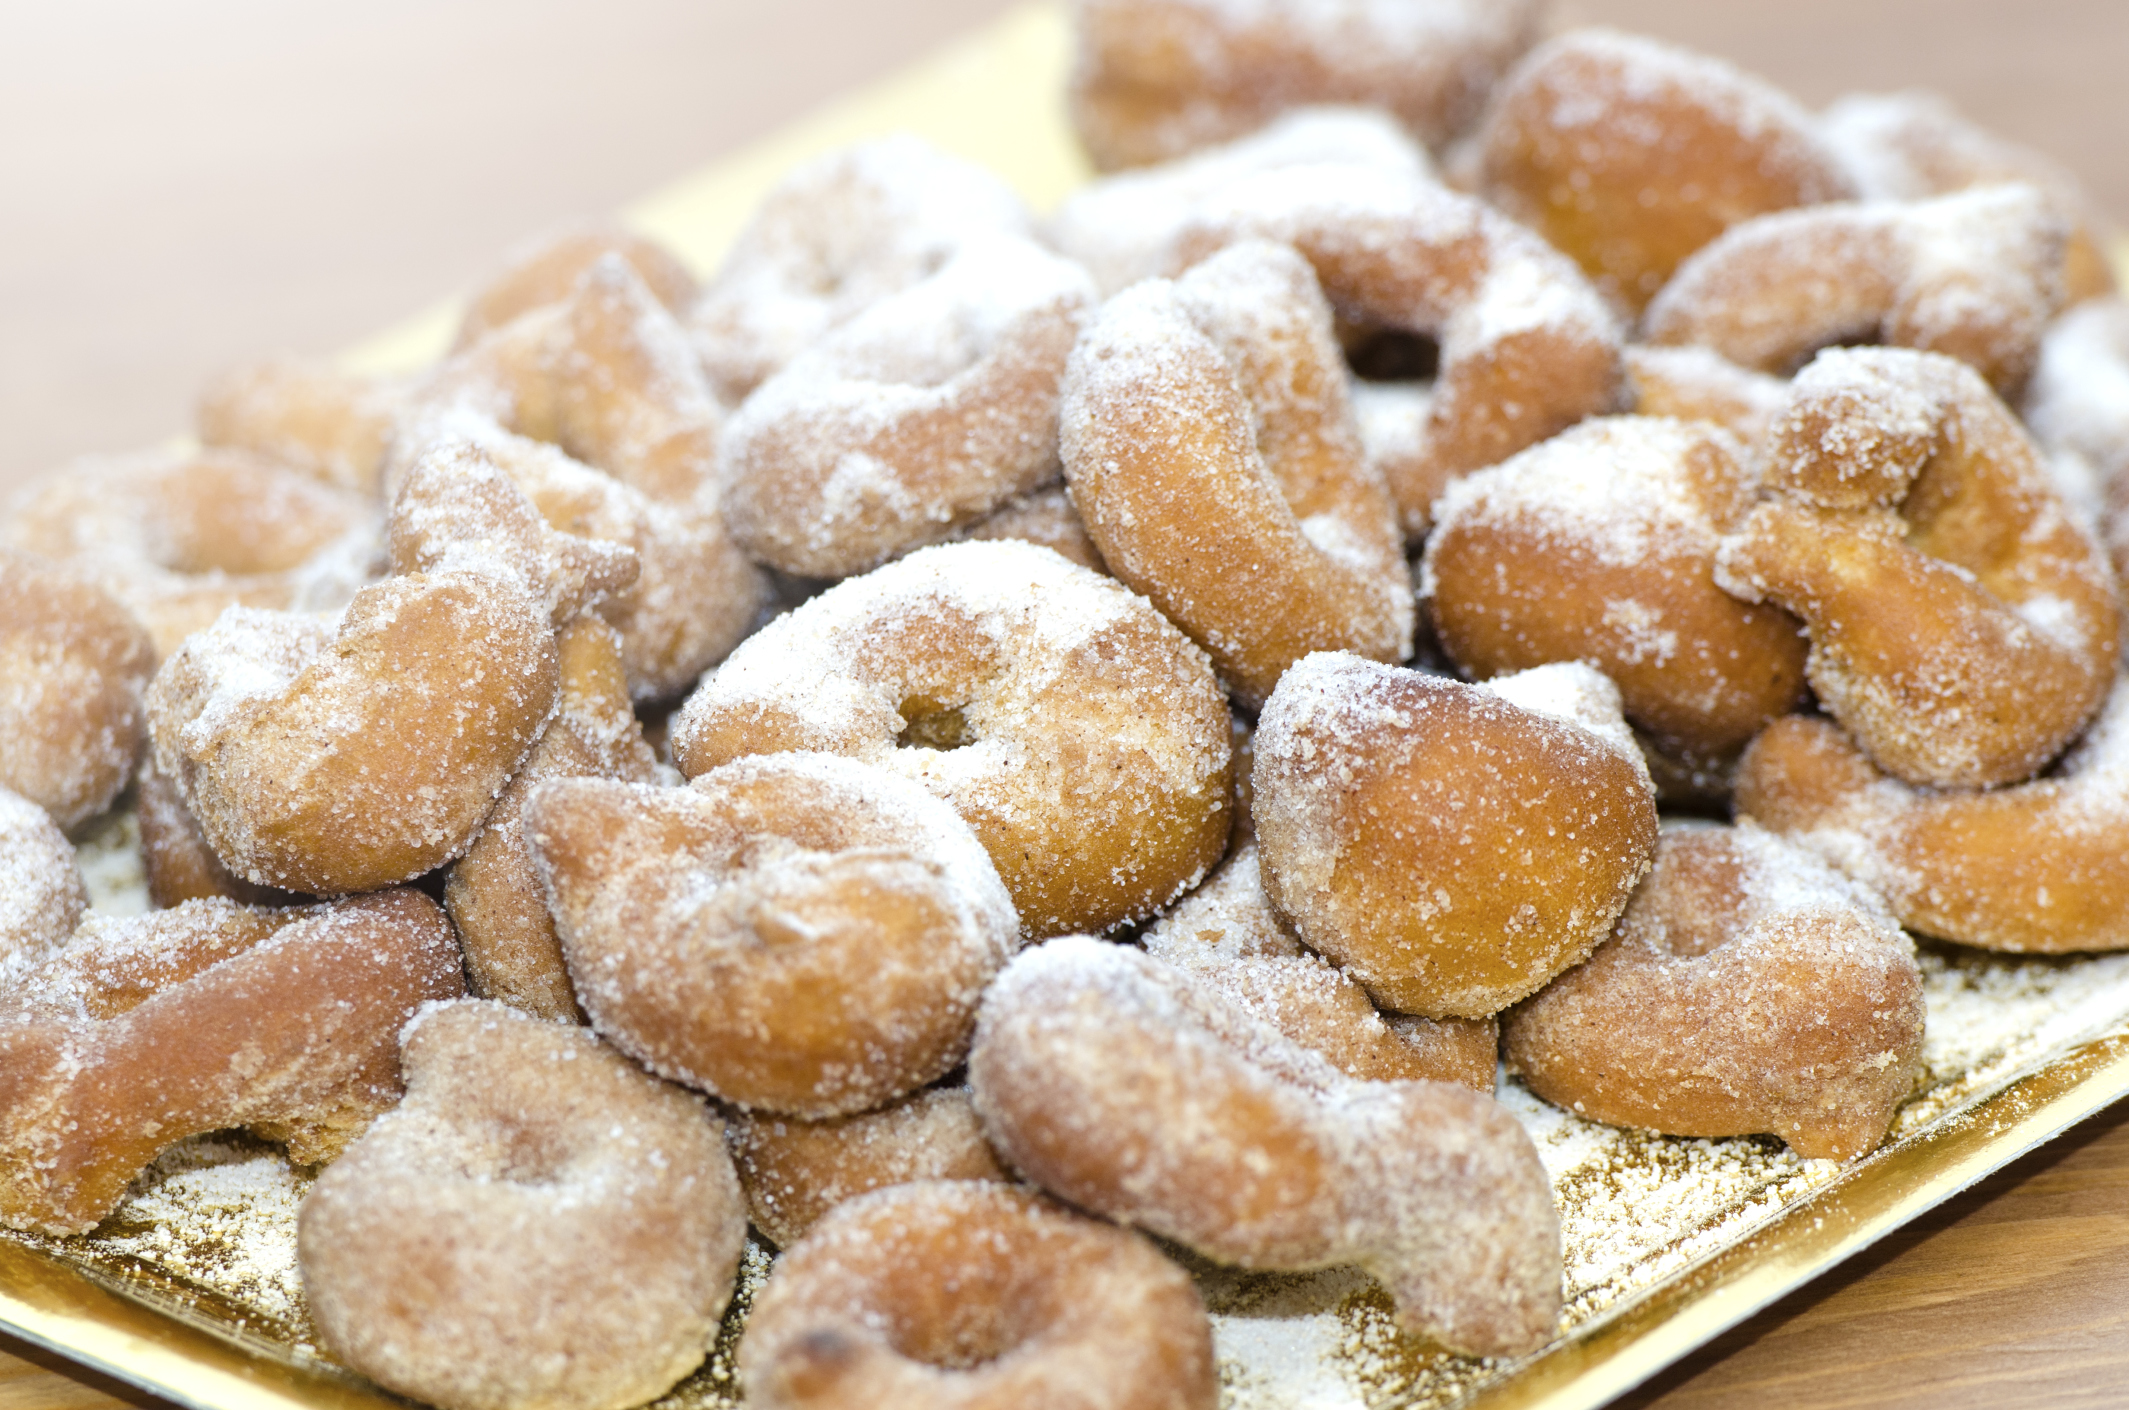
[0,785,86,982]
[1623,344,1789,448]
[968,936,1561,1357]
[2025,297,2129,576]
[671,540,1233,937]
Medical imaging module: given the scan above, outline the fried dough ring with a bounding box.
[671,541,1233,937]
[0,554,154,829]
[969,937,1561,1357]
[527,753,1019,1117]
[0,889,462,1235]
[1475,29,1856,312]
[1069,0,1544,171]
[1505,821,1925,1160]
[1422,415,1810,775]
[1061,239,1412,709]
[1736,690,2129,954]
[301,999,746,1410]
[951,485,1107,573]
[1643,183,2068,397]
[197,361,407,497]
[741,1180,1217,1410]
[720,236,1094,578]
[454,225,700,351]
[1169,165,1622,536]
[0,786,85,982]
[1623,345,1788,450]
[2024,296,2129,579]
[1255,655,1658,1018]
[147,447,634,894]
[1716,347,2119,788]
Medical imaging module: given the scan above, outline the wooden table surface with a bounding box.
[4,2,2126,1407]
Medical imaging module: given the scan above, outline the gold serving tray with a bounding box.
[13,6,2129,1408]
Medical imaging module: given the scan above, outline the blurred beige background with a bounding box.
[3,0,2123,496]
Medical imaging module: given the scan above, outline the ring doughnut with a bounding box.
[0,786,85,981]
[1715,346,2119,788]
[454,225,700,351]
[1735,690,2129,954]
[688,135,1032,404]
[1069,0,1544,171]
[1255,654,1658,1018]
[1504,821,1926,1160]
[135,755,297,908]
[0,889,462,1235]
[719,235,1094,578]
[740,1179,1217,1410]
[1169,165,1622,536]
[197,361,407,497]
[0,554,154,830]
[671,540,1233,937]
[728,1086,1009,1248]
[300,999,746,1410]
[1474,29,1856,312]
[1643,183,2069,397]
[968,936,1561,1357]
[1422,415,1810,778]
[1061,238,1413,708]
[526,752,1019,1117]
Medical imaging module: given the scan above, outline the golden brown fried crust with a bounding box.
[1623,345,1789,449]
[454,226,701,352]
[1505,823,1925,1160]
[136,754,299,908]
[197,361,404,496]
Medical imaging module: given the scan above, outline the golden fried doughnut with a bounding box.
[1062,240,1411,709]
[670,541,1234,936]
[1623,344,1789,450]
[1070,0,1544,171]
[1048,105,1434,296]
[1143,841,1499,1089]
[1256,654,1658,1018]
[742,1180,1216,1410]
[1505,821,1925,1160]
[729,1086,1010,1249]
[1716,347,2119,788]
[1422,415,1810,777]
[689,135,1032,404]
[0,786,85,981]
[447,615,661,1021]
[719,236,1094,578]
[6,448,381,659]
[1736,693,2129,954]
[1475,30,1856,313]
[197,360,406,496]
[454,225,701,350]
[1820,91,2117,304]
[969,937,1561,1357]
[0,554,154,830]
[0,889,462,1235]
[1169,165,1623,536]
[527,753,1019,1117]
[951,484,1107,573]
[301,999,745,1410]
[148,447,634,894]
[136,755,297,908]
[2025,296,2129,578]
[1643,183,2069,397]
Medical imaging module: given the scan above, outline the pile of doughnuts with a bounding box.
[6,1,2128,1405]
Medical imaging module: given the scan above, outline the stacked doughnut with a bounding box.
[7,3,2129,1406]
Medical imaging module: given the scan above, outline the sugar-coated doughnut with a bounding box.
[2024,296,2129,577]
[197,360,406,497]
[672,541,1233,937]
[301,1000,745,1410]
[148,448,634,894]
[1736,689,2129,954]
[1506,821,1925,1160]
[689,135,1032,404]
[742,1179,1217,1410]
[0,890,462,1235]
[0,554,154,830]
[1143,841,1499,1089]
[0,786,85,983]
[729,1086,1010,1249]
[135,755,297,908]
[1716,347,2119,788]
[1170,165,1622,536]
[720,235,1094,578]
[454,225,701,351]
[1475,30,1856,312]
[1623,345,1788,449]
[1048,105,1434,296]
[1070,0,1544,171]
[1256,654,1658,1018]
[447,616,662,1022]
[1062,239,1413,708]
[969,937,1561,1357]
[951,484,1107,573]
[527,753,1019,1117]
[1422,416,1809,778]
[1643,183,2068,397]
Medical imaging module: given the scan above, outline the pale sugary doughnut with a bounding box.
[1623,344,1789,449]
[0,785,85,983]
